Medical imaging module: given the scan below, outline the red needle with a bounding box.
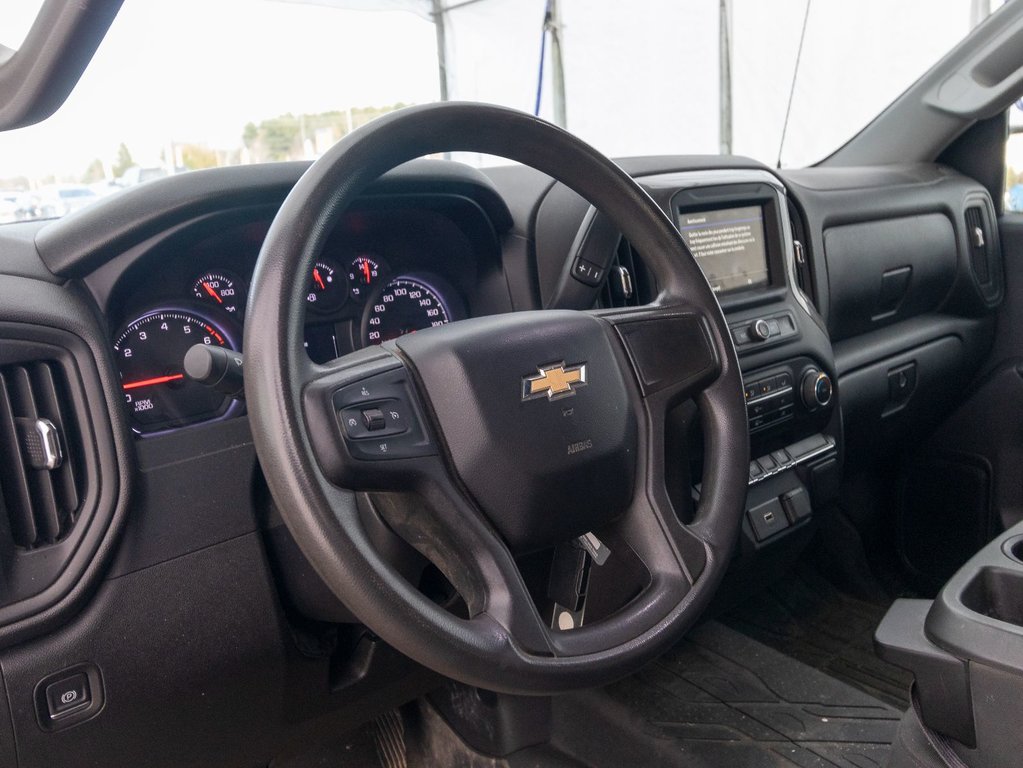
[202,282,223,304]
[122,373,185,390]
[361,260,371,284]
[313,268,326,291]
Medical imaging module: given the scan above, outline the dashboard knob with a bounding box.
[749,318,772,341]
[801,369,833,410]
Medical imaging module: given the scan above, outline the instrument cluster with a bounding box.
[106,209,475,435]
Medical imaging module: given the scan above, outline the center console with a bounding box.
[640,169,842,553]
[877,520,1023,766]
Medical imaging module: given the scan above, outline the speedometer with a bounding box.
[113,310,240,433]
[362,276,453,346]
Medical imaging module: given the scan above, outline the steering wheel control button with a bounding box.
[332,369,434,460]
[361,407,386,431]
[35,664,104,731]
[571,257,605,286]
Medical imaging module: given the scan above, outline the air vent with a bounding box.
[600,237,642,308]
[0,360,82,549]
[787,202,818,312]
[965,204,992,286]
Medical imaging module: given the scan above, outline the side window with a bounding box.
[1007,102,1023,213]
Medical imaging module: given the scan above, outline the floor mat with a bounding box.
[549,621,902,768]
[722,567,914,709]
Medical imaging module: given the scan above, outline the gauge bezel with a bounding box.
[347,254,388,302]
[191,270,244,317]
[306,259,349,315]
[359,272,464,348]
[112,307,244,435]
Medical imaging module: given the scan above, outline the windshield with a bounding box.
[0,0,997,223]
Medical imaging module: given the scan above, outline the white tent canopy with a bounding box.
[277,0,982,167]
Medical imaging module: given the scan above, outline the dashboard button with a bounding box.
[749,318,771,341]
[781,487,813,523]
[45,673,90,719]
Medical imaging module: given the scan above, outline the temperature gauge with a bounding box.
[307,260,348,313]
[192,272,241,315]
[348,255,383,301]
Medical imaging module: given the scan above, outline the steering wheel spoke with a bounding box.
[300,346,439,490]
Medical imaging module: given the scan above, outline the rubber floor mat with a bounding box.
[723,567,914,709]
[549,621,902,768]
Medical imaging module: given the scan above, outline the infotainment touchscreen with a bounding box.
[677,205,770,294]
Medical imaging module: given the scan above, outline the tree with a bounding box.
[82,158,106,184]
[180,144,218,171]
[112,143,134,177]
[242,122,258,150]
[261,114,300,161]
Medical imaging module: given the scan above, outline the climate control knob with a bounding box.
[801,369,833,410]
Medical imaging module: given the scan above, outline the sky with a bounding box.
[0,0,1000,184]
[1,0,441,179]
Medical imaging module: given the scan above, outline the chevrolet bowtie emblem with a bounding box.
[522,362,587,401]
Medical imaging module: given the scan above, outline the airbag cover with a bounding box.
[397,310,637,552]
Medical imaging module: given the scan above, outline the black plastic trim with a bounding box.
[0,278,132,651]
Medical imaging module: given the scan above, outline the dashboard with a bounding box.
[0,152,1003,768]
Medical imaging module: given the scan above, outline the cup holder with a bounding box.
[1003,534,1023,565]
[961,567,1023,627]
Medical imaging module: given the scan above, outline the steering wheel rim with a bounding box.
[245,102,748,694]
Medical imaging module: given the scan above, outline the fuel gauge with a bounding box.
[307,260,348,313]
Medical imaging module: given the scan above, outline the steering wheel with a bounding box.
[245,103,748,694]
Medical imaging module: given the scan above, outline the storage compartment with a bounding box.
[838,336,966,451]
[960,567,1023,626]
[824,214,956,340]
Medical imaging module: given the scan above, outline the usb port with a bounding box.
[763,511,775,523]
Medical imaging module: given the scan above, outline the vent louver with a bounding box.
[0,360,81,549]
[965,204,992,286]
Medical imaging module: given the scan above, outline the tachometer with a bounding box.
[362,276,452,346]
[114,310,239,433]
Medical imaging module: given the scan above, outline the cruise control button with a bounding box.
[362,408,386,431]
[332,368,436,461]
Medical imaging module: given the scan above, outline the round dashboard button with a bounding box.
[750,318,772,341]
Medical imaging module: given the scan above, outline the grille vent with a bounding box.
[0,360,82,549]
